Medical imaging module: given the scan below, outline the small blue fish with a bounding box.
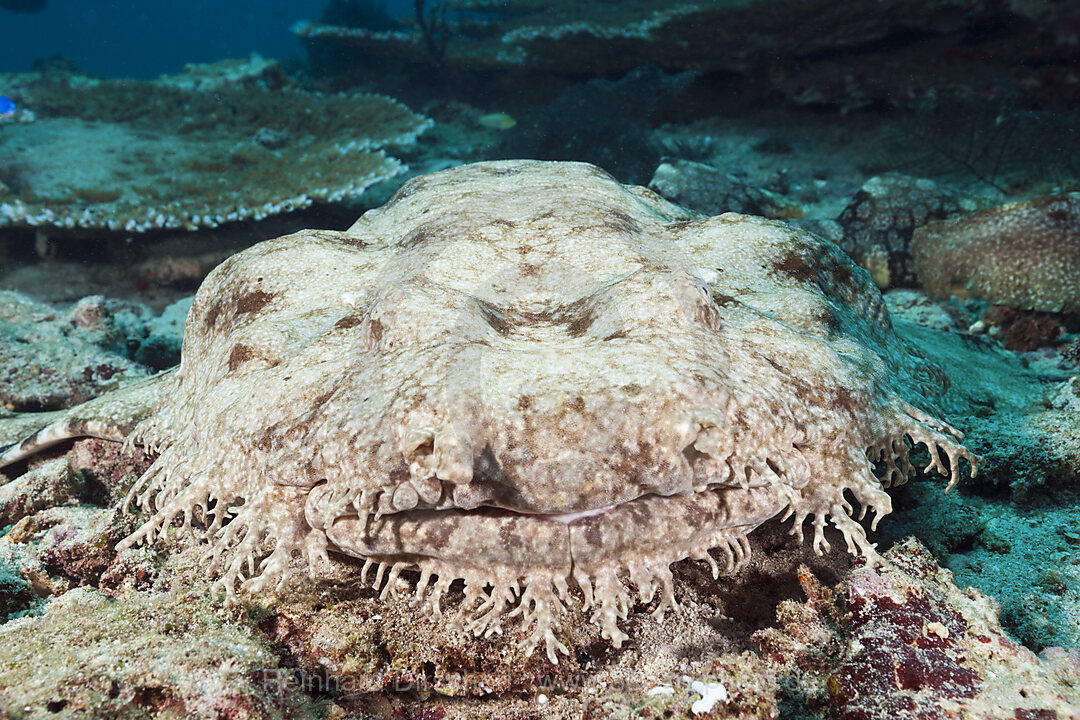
[0,96,15,118]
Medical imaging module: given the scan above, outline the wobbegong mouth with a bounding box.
[316,483,791,579]
[300,483,792,666]
[538,504,620,524]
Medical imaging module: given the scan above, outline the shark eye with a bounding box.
[694,277,713,301]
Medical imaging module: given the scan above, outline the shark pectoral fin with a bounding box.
[0,368,175,471]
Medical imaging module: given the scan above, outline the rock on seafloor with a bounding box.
[647,159,805,220]
[0,292,149,412]
[835,173,961,290]
[0,291,190,419]
[753,539,1080,720]
[0,587,295,719]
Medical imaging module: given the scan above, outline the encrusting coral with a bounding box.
[912,193,1080,314]
[0,70,430,235]
[0,160,977,664]
[835,173,960,290]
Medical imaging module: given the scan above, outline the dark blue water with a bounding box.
[0,0,413,78]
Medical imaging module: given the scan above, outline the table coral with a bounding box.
[0,71,429,235]
[0,160,977,665]
[912,193,1080,314]
[159,54,291,92]
[295,0,988,76]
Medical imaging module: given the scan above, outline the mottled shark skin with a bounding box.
[0,160,978,663]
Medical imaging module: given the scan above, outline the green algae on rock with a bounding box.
[0,160,977,665]
[0,587,288,719]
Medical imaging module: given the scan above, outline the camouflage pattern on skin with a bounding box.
[0,160,978,663]
[913,193,1080,314]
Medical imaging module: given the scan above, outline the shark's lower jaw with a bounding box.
[317,484,787,663]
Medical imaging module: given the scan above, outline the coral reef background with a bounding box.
[0,1,1078,718]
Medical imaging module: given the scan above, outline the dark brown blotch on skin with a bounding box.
[367,318,384,345]
[831,260,854,288]
[236,289,275,316]
[600,209,641,235]
[421,517,455,550]
[399,224,440,249]
[514,309,556,327]
[467,445,520,508]
[306,230,349,246]
[497,522,520,553]
[604,440,663,490]
[563,298,598,338]
[682,496,709,530]
[204,287,277,332]
[253,430,274,452]
[773,250,818,282]
[831,386,860,416]
[334,315,362,330]
[203,303,223,332]
[711,292,738,307]
[227,343,255,372]
[336,236,368,248]
[475,299,513,336]
[583,519,604,549]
